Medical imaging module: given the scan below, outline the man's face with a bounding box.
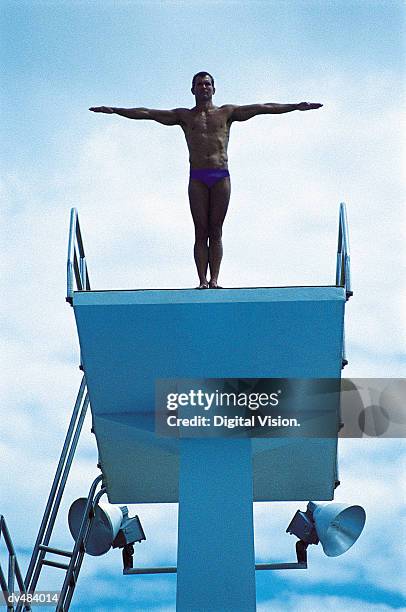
[192,75,215,100]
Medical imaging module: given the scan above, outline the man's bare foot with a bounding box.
[196,281,209,289]
[209,280,222,289]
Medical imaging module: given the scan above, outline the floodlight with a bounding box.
[287,501,366,558]
[68,498,146,557]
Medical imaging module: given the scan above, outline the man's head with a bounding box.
[191,72,215,100]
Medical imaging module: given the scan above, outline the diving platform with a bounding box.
[72,285,346,504]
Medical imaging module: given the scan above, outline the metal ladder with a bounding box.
[1,379,101,612]
[16,208,97,611]
[14,379,101,612]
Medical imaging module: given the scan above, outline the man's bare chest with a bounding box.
[183,110,230,138]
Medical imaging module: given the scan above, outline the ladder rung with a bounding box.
[38,545,73,558]
[42,560,70,571]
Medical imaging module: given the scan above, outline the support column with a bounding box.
[176,438,256,612]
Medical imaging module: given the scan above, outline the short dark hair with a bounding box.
[191,71,215,91]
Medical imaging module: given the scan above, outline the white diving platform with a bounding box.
[72,285,346,504]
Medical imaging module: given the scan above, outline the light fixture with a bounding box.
[287,501,366,558]
[68,498,146,560]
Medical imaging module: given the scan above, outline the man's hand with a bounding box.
[89,106,115,113]
[296,102,323,111]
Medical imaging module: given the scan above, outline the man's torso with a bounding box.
[178,105,234,169]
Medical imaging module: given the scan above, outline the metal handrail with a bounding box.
[66,209,90,304]
[336,202,352,300]
[335,202,352,368]
[1,516,30,611]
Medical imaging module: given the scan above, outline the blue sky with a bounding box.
[1,1,405,610]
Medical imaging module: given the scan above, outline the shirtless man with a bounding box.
[90,72,322,288]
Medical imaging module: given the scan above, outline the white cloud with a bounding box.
[258,594,401,612]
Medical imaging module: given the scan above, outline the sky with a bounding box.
[1,0,405,610]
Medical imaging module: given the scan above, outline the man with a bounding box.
[90,72,322,289]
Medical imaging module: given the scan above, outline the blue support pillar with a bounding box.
[177,438,256,612]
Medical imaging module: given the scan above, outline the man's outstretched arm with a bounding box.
[229,102,323,122]
[89,106,184,126]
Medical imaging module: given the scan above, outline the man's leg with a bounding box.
[208,177,231,288]
[189,179,210,289]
